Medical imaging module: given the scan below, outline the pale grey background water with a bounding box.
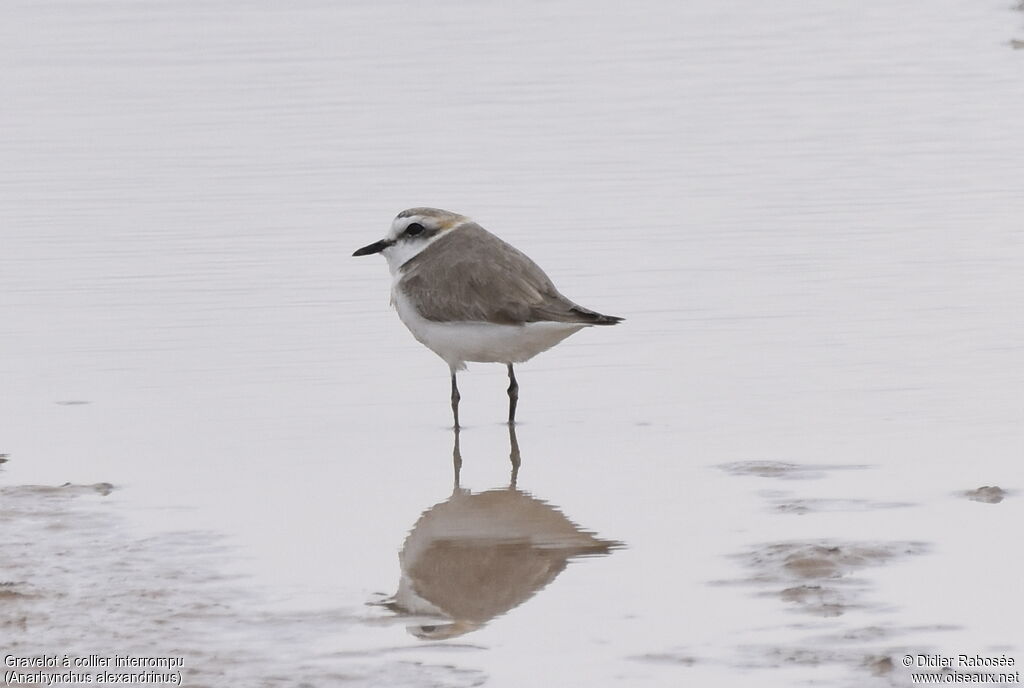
[2,1,1023,686]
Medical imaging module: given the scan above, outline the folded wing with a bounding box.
[399,223,622,326]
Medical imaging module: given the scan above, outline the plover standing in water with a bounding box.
[353,207,622,428]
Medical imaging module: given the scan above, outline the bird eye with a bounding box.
[404,223,425,237]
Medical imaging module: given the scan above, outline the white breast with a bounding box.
[392,288,584,371]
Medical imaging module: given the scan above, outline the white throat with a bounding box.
[382,230,451,277]
[384,241,423,276]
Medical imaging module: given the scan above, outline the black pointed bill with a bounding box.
[352,238,394,257]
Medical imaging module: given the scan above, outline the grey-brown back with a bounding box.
[398,223,622,326]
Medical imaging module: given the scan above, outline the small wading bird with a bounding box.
[353,207,623,428]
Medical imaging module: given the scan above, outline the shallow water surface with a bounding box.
[2,0,1023,686]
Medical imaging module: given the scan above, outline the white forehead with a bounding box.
[387,214,426,239]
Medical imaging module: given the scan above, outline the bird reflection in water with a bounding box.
[383,425,622,639]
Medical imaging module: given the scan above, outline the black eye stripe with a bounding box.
[404,222,425,236]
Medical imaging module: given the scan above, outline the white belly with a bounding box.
[393,289,584,370]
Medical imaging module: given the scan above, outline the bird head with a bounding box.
[353,207,469,273]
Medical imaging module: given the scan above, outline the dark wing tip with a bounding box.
[569,307,624,325]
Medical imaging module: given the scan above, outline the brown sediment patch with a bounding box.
[718,461,870,480]
[730,633,971,688]
[864,654,894,676]
[807,624,961,645]
[769,497,914,515]
[0,483,116,522]
[628,651,697,666]
[0,582,35,601]
[1,482,114,497]
[751,542,926,580]
[732,645,905,685]
[737,645,846,667]
[638,640,955,688]
[963,486,1007,504]
[779,585,845,617]
[720,540,928,616]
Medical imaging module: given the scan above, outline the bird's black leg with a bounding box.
[451,372,461,430]
[507,363,519,425]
